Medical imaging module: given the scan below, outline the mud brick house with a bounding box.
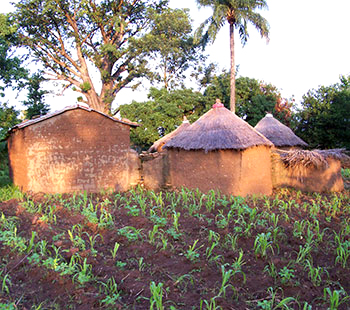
[164,100,274,196]
[7,105,140,193]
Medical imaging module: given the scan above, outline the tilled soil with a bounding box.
[0,188,349,309]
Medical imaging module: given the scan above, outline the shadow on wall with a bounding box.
[8,108,140,194]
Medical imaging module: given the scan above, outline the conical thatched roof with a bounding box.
[255,114,308,147]
[164,101,273,152]
[148,117,191,153]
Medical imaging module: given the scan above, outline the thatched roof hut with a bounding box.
[163,101,273,196]
[165,101,273,152]
[254,113,308,148]
[148,117,190,153]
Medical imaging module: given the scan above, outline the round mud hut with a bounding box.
[148,116,191,153]
[254,113,308,149]
[164,101,274,196]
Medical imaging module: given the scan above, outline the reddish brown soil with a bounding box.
[0,189,349,309]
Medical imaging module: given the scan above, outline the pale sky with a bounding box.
[2,0,350,111]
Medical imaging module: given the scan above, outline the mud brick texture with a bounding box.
[8,108,140,193]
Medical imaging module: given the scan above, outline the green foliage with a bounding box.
[294,75,350,149]
[0,103,19,140]
[12,0,201,114]
[22,73,50,120]
[204,72,292,126]
[0,14,27,94]
[145,8,204,90]
[120,87,210,150]
[195,0,269,47]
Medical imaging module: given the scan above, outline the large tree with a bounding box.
[294,76,350,149]
[145,8,204,90]
[196,0,269,113]
[12,0,171,115]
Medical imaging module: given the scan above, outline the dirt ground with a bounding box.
[0,188,349,309]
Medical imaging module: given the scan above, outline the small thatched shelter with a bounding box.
[164,101,274,196]
[255,113,308,149]
[271,149,345,192]
[148,117,190,153]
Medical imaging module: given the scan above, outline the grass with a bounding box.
[342,168,350,179]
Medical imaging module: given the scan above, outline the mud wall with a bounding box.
[167,146,272,196]
[8,109,140,193]
[271,153,344,192]
[141,152,169,191]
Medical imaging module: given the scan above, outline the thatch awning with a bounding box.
[274,148,349,168]
[148,117,191,153]
[164,101,273,152]
[255,114,307,147]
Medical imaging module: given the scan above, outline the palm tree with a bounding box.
[196,0,269,113]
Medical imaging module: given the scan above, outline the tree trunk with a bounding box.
[229,22,235,114]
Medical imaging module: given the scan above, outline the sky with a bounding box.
[2,0,350,111]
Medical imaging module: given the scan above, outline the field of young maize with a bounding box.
[0,184,349,310]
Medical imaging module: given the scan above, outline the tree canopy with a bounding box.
[120,87,209,150]
[294,75,350,149]
[144,8,204,90]
[12,0,205,115]
[0,14,27,95]
[120,73,292,150]
[204,71,292,126]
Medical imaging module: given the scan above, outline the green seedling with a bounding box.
[99,277,121,306]
[218,265,235,298]
[256,287,295,310]
[73,258,94,285]
[138,257,145,271]
[0,271,11,294]
[231,250,246,283]
[125,204,140,216]
[110,242,120,260]
[264,262,278,282]
[149,281,164,310]
[334,233,350,268]
[208,230,220,243]
[293,220,307,239]
[304,259,328,287]
[118,226,142,242]
[26,231,36,254]
[200,297,222,310]
[84,232,103,256]
[172,211,180,232]
[278,267,295,285]
[323,287,350,310]
[149,225,159,245]
[225,233,239,252]
[295,243,312,264]
[254,232,274,258]
[185,239,202,262]
[98,209,114,229]
[206,242,218,260]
